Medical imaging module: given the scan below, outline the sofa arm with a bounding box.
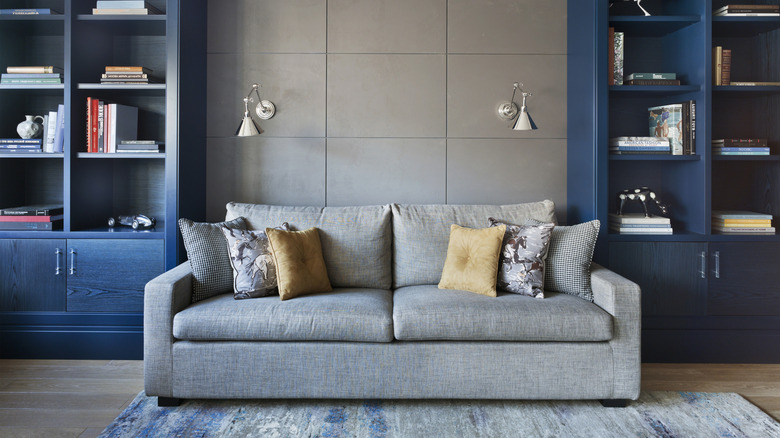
[590,263,641,400]
[144,262,193,397]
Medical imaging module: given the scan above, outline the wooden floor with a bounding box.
[0,361,777,437]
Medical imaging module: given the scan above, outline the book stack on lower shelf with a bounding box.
[712,211,775,235]
[0,204,63,231]
[92,1,162,15]
[609,213,672,235]
[101,66,158,85]
[609,137,670,155]
[1,66,62,85]
[117,140,163,154]
[712,138,769,156]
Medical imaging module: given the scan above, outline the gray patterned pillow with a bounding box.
[528,219,600,302]
[178,217,248,303]
[221,223,290,299]
[488,218,554,298]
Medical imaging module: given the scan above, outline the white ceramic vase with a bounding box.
[17,115,45,139]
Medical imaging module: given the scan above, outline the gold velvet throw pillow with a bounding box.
[266,227,333,300]
[438,224,506,297]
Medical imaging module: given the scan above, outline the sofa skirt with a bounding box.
[171,340,615,400]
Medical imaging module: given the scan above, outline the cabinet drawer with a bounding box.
[66,239,164,312]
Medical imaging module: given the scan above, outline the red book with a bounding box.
[0,214,63,222]
[90,97,99,152]
[86,96,92,152]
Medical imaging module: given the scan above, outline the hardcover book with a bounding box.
[0,204,63,216]
[614,31,624,86]
[0,220,62,230]
[649,103,684,155]
[712,210,773,220]
[625,79,681,86]
[625,73,677,80]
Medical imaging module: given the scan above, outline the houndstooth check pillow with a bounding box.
[528,219,600,302]
[179,217,248,303]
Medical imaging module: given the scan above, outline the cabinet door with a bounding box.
[608,242,708,316]
[0,239,67,311]
[66,239,164,313]
[707,243,780,316]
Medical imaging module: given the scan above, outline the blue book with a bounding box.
[609,145,671,151]
[0,143,42,149]
[714,147,770,152]
[0,9,59,15]
[0,138,42,144]
[1,73,62,79]
[712,211,773,220]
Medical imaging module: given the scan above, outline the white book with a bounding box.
[609,213,671,224]
[45,110,58,153]
[610,226,673,234]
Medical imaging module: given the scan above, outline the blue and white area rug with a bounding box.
[100,391,779,437]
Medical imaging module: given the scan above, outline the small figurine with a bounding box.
[617,187,669,217]
[108,214,156,230]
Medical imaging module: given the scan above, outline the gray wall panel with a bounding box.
[206,1,568,219]
[327,54,447,138]
[206,138,326,221]
[327,138,447,206]
[207,0,326,53]
[448,55,567,139]
[448,0,567,54]
[447,139,567,221]
[328,0,446,53]
[207,53,326,138]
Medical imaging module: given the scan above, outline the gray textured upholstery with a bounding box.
[172,341,614,400]
[173,288,394,343]
[225,203,392,289]
[393,286,613,341]
[144,202,641,403]
[392,201,556,288]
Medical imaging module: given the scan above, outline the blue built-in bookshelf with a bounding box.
[568,0,780,363]
[0,0,207,359]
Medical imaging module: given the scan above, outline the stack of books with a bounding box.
[648,100,696,155]
[1,66,62,85]
[0,204,63,231]
[712,211,775,235]
[609,213,673,235]
[713,4,780,16]
[92,0,162,15]
[624,73,680,86]
[0,138,42,154]
[712,138,769,155]
[609,137,670,155]
[117,140,164,153]
[101,66,157,85]
[85,97,138,153]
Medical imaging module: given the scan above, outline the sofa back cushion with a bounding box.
[392,201,556,288]
[225,203,392,289]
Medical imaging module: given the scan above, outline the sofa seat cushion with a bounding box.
[173,288,394,342]
[393,285,613,341]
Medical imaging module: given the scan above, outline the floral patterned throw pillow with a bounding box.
[221,223,289,299]
[488,217,555,298]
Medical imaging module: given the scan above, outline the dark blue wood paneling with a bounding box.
[643,329,780,363]
[0,239,67,311]
[708,242,780,316]
[66,239,164,312]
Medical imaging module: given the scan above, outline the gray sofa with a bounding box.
[144,201,641,406]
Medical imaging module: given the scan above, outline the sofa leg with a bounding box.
[599,399,629,408]
[158,397,182,407]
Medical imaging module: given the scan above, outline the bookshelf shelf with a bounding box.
[609,85,700,94]
[77,14,166,20]
[713,85,780,95]
[609,154,701,161]
[77,83,166,90]
[712,155,780,161]
[0,15,65,21]
[609,15,700,36]
[77,153,165,159]
[712,16,780,37]
[0,84,65,90]
[0,153,64,159]
[607,231,707,242]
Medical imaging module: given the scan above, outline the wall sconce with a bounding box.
[236,83,276,137]
[497,82,537,131]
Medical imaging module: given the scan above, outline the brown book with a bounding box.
[104,66,152,74]
[7,66,62,74]
[608,27,615,86]
[721,49,731,85]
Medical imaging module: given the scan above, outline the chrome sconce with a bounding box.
[236,83,276,137]
[497,82,537,131]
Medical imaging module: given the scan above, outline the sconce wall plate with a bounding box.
[497,102,518,121]
[256,100,276,120]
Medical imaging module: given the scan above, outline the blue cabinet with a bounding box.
[0,239,67,311]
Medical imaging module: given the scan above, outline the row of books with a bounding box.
[609,213,672,235]
[712,138,770,155]
[712,210,775,235]
[609,137,670,155]
[610,101,696,155]
[2,66,62,85]
[85,97,138,153]
[101,66,159,85]
[713,4,779,16]
[0,105,65,154]
[0,204,63,231]
[93,0,162,15]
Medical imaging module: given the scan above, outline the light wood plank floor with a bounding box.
[0,361,777,437]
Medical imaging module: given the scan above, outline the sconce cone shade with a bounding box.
[512,110,537,130]
[236,114,263,136]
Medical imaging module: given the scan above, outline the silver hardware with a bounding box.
[713,250,720,279]
[497,82,524,120]
[699,251,706,279]
[69,248,77,275]
[55,248,63,275]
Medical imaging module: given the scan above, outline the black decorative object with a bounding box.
[609,0,661,16]
[108,214,156,230]
[617,187,669,217]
